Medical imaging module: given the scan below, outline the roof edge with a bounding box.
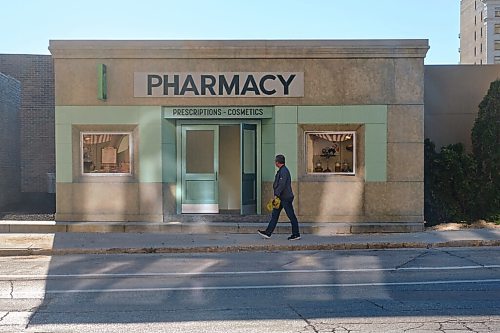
[49,39,430,59]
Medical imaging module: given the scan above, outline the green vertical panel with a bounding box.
[365,162,387,182]
[274,124,297,145]
[56,143,72,182]
[261,115,276,181]
[97,64,107,100]
[274,123,298,180]
[56,163,73,183]
[365,143,387,163]
[275,143,298,181]
[261,124,275,144]
[55,107,72,124]
[365,124,387,144]
[365,143,387,181]
[262,116,275,125]
[55,107,73,183]
[261,143,275,181]
[162,143,176,183]
[274,106,297,124]
[342,105,387,124]
[162,119,177,182]
[55,124,72,144]
[298,106,342,123]
[162,119,176,144]
[138,108,163,183]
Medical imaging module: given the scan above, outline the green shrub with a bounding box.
[471,80,500,220]
[424,139,479,224]
[425,79,500,225]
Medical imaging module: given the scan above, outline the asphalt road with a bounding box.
[1,247,500,332]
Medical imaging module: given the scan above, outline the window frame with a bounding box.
[80,131,133,176]
[495,24,500,34]
[304,130,357,176]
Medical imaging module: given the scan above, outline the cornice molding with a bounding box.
[49,40,429,59]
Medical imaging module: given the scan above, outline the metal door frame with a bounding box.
[176,119,262,215]
[180,125,219,214]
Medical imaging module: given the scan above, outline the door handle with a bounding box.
[215,172,218,181]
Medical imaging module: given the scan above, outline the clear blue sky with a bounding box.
[2,0,459,64]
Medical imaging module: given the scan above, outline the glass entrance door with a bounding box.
[241,123,257,215]
[181,125,219,213]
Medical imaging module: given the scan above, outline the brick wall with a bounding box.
[0,55,55,193]
[0,73,21,208]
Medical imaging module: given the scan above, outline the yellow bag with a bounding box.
[266,197,281,212]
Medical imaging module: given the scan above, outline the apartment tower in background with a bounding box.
[460,0,500,64]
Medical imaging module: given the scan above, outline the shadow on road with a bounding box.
[26,239,500,326]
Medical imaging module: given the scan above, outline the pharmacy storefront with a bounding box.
[50,40,428,232]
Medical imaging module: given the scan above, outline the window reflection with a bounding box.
[306,131,356,174]
[82,133,131,174]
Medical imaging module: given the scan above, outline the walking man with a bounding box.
[258,154,301,240]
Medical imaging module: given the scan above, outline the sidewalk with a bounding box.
[1,228,499,256]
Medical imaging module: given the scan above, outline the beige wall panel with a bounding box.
[55,58,312,106]
[342,59,395,105]
[387,105,424,143]
[394,58,424,105]
[261,182,274,212]
[298,181,364,216]
[295,215,423,223]
[139,183,163,215]
[163,183,177,215]
[56,183,74,214]
[387,143,424,182]
[54,57,417,107]
[365,182,424,217]
[71,183,139,214]
[302,59,345,104]
[57,182,164,221]
[56,213,162,222]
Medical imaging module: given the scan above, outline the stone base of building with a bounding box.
[48,217,423,234]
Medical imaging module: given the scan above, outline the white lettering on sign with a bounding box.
[134,72,304,98]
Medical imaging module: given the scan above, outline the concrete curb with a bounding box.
[2,239,499,256]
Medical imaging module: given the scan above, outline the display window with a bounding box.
[305,131,356,175]
[81,132,132,175]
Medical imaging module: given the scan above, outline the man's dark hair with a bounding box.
[275,154,286,164]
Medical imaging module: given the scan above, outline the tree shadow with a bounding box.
[24,242,500,327]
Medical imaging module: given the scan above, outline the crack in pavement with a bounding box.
[403,323,425,332]
[334,325,354,333]
[436,249,486,267]
[0,311,9,324]
[364,299,387,311]
[9,281,13,299]
[395,250,429,269]
[288,304,319,333]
